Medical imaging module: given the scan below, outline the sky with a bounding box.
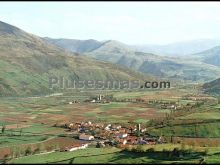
[0,2,220,45]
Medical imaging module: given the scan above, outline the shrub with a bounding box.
[25,146,32,156]
[131,146,137,152]
[172,147,180,157]
[33,147,40,154]
[40,136,48,141]
[136,145,145,152]
[204,148,209,156]
[125,145,133,152]
[146,147,155,153]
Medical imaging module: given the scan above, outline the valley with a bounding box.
[0,86,220,164]
[0,11,220,164]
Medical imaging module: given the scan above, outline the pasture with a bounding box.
[0,87,220,164]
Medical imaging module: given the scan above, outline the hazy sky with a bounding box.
[0,2,220,45]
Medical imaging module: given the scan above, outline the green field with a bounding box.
[0,88,220,164]
[9,145,220,164]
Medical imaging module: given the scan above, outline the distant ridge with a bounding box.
[45,37,220,82]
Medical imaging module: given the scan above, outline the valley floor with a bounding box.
[0,86,220,164]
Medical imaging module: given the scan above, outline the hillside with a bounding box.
[46,38,220,82]
[193,46,220,67]
[0,21,148,96]
[203,78,220,94]
[133,39,220,56]
[44,38,103,54]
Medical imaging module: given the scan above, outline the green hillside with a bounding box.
[45,38,220,82]
[194,46,220,67]
[203,78,220,94]
[0,21,147,96]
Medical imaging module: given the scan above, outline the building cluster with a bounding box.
[69,95,111,104]
[67,121,166,148]
[84,95,111,103]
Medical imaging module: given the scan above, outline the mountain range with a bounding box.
[45,38,220,82]
[203,77,220,94]
[0,21,148,96]
[193,46,220,67]
[133,39,220,56]
[1,20,220,96]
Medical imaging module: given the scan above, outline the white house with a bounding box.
[119,133,128,139]
[121,139,127,145]
[79,134,94,141]
[69,144,89,152]
[105,124,111,131]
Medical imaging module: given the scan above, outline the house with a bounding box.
[119,133,128,139]
[96,141,105,148]
[118,139,127,145]
[69,123,75,129]
[157,136,166,144]
[105,124,111,131]
[79,134,94,141]
[141,128,147,133]
[116,125,121,130]
[138,139,147,145]
[69,144,88,151]
[97,94,102,101]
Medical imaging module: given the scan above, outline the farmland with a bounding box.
[0,86,220,164]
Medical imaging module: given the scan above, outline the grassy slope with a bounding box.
[84,41,220,82]
[203,78,220,94]
[44,38,220,82]
[9,145,220,164]
[0,21,149,96]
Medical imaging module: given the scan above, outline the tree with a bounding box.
[1,125,6,134]
[25,146,32,156]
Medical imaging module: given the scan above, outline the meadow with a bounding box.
[0,87,220,164]
[9,145,220,164]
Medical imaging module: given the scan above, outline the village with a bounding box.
[59,120,165,152]
[61,93,218,152]
[68,93,216,112]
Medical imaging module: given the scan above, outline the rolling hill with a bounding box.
[45,38,220,82]
[44,38,104,54]
[133,39,220,56]
[203,78,220,94]
[0,21,149,96]
[193,46,220,67]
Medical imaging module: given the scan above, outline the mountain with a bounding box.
[203,78,220,94]
[193,46,220,67]
[44,38,104,54]
[133,39,220,56]
[0,21,148,96]
[45,38,220,82]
